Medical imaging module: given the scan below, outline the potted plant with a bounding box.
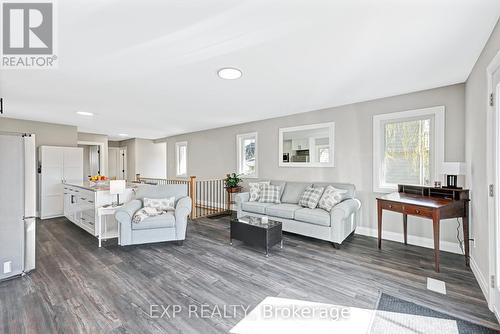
[224,173,242,193]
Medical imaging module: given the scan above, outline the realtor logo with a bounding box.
[1,1,57,68]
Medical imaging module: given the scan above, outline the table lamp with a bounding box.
[441,162,466,189]
[110,180,126,206]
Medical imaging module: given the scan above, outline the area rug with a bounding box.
[230,295,499,334]
[372,293,500,334]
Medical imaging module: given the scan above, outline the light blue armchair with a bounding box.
[115,184,192,246]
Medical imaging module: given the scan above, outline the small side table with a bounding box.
[226,186,242,213]
[97,204,122,247]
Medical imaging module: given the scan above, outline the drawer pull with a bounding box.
[415,209,420,214]
[388,205,393,208]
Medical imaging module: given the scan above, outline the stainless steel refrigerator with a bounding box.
[0,132,36,280]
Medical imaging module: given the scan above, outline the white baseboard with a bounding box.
[470,255,491,309]
[355,226,462,254]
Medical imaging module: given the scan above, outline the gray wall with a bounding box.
[163,84,465,245]
[465,19,500,299]
[0,117,78,148]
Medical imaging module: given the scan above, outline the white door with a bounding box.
[0,134,25,279]
[108,147,119,180]
[63,148,83,183]
[119,148,127,180]
[40,146,64,218]
[491,67,500,315]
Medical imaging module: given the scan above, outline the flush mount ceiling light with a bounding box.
[217,67,242,80]
[76,111,94,116]
[118,133,129,137]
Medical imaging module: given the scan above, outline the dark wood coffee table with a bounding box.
[230,216,283,256]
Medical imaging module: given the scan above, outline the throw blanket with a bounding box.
[132,206,170,224]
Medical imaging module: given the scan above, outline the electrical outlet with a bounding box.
[3,261,12,274]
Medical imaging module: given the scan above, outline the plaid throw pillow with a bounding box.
[258,184,281,204]
[299,186,325,209]
[248,181,270,202]
[318,186,348,211]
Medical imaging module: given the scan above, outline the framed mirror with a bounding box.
[279,122,335,167]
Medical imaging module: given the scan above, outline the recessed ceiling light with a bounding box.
[118,133,129,137]
[217,67,242,80]
[76,111,94,116]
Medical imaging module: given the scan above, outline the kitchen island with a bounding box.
[63,181,136,242]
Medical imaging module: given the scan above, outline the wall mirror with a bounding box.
[279,122,335,167]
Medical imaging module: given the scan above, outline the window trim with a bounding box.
[373,106,445,193]
[236,132,258,178]
[278,122,335,168]
[175,141,188,178]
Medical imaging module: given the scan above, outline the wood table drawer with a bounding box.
[380,201,403,212]
[402,205,433,218]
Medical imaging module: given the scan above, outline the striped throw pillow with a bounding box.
[299,186,325,209]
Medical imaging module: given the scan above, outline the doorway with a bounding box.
[108,147,127,180]
[487,51,500,320]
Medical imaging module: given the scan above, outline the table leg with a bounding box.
[463,214,470,267]
[377,201,383,249]
[104,215,107,244]
[403,214,408,245]
[432,210,441,272]
[98,213,102,248]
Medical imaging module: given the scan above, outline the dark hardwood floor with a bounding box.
[0,216,498,333]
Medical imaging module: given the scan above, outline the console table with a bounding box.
[376,184,469,272]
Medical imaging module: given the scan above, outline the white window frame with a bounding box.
[236,132,258,178]
[373,106,445,193]
[278,122,335,168]
[175,141,188,178]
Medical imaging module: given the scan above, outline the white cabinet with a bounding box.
[40,146,83,219]
[63,184,133,238]
[291,139,309,150]
[64,186,97,235]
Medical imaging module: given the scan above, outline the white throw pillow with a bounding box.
[143,197,175,211]
[298,186,325,209]
[318,186,348,211]
[248,181,270,202]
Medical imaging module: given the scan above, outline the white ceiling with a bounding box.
[1,0,500,140]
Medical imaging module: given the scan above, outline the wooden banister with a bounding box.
[189,176,196,218]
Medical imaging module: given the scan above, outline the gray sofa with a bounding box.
[235,180,361,247]
[115,184,192,246]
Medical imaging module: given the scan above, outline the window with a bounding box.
[236,132,258,178]
[317,145,330,163]
[175,141,187,177]
[373,106,444,192]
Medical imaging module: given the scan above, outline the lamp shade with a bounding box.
[109,180,126,195]
[441,162,466,175]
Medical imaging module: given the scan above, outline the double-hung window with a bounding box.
[373,106,444,192]
[236,132,258,178]
[175,141,187,177]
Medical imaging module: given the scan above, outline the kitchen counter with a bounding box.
[64,181,137,192]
